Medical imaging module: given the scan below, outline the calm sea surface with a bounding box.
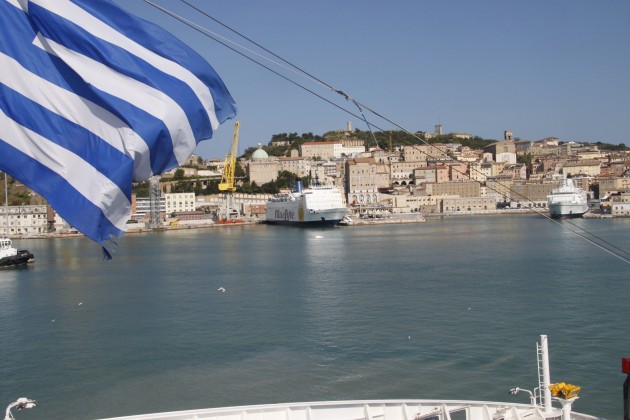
[1,215,629,420]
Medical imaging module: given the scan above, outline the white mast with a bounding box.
[540,334,553,411]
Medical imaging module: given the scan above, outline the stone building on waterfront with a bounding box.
[1,204,49,236]
[345,157,379,206]
[509,181,558,208]
[611,192,630,216]
[165,192,196,215]
[429,180,481,198]
[442,196,496,213]
[131,194,165,222]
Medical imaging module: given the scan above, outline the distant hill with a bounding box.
[240,129,627,158]
[1,177,47,206]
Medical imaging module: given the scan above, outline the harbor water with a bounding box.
[1,215,628,420]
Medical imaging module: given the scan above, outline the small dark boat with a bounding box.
[0,237,34,268]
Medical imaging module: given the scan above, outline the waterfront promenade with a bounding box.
[7,206,613,240]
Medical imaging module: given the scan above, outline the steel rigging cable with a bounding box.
[143,0,630,265]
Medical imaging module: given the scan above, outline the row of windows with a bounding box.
[445,207,493,212]
[7,214,46,219]
[4,227,47,234]
[1,220,48,226]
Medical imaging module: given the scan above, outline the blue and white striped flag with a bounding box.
[0,0,236,255]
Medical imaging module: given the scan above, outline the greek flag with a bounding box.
[0,0,236,255]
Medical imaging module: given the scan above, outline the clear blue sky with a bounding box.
[118,0,630,159]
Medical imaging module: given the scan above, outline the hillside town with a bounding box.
[2,122,630,237]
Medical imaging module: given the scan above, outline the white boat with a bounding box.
[0,237,34,268]
[338,215,355,226]
[547,175,588,218]
[265,180,347,226]
[85,399,599,420]
[69,335,596,420]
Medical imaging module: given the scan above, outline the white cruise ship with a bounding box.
[265,180,347,226]
[547,175,588,218]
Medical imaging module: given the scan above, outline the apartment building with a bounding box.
[279,157,312,178]
[413,165,450,185]
[599,176,630,197]
[402,144,448,162]
[346,157,379,205]
[469,161,504,182]
[0,204,49,236]
[311,161,340,187]
[392,161,426,184]
[611,192,630,217]
[132,195,166,221]
[447,161,470,181]
[430,181,481,198]
[442,197,496,213]
[510,181,557,207]
[561,160,601,177]
[165,192,196,215]
[500,163,527,180]
[485,176,514,202]
[300,141,340,159]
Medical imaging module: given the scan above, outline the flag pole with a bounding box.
[3,172,8,238]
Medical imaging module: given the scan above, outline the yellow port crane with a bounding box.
[219,121,240,192]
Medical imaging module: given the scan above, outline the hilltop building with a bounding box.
[484,140,517,164]
[300,139,365,159]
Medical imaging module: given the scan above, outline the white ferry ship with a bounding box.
[547,175,588,218]
[265,180,347,226]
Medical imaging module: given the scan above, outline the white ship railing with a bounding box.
[94,399,603,420]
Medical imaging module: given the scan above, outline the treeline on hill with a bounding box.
[241,130,498,158]
[593,141,628,151]
[241,132,322,159]
[350,130,497,150]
